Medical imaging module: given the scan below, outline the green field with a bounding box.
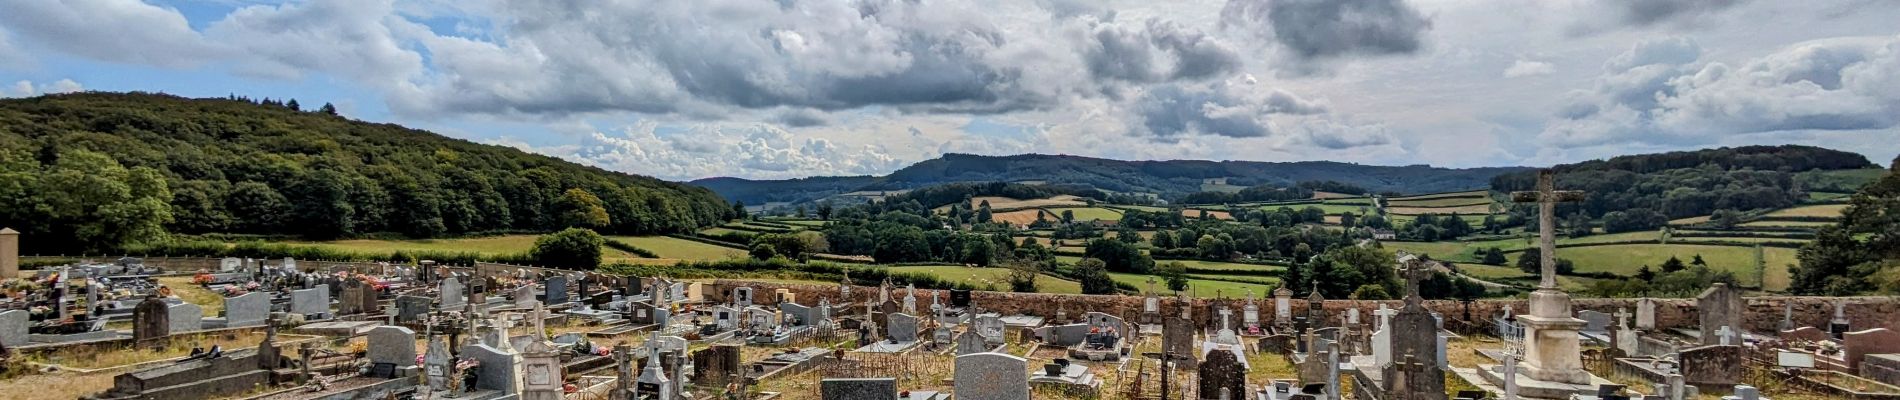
[608,236,746,261]
[697,227,755,237]
[1808,192,1852,202]
[1764,204,1849,218]
[288,235,644,260]
[1262,203,1374,215]
[1388,196,1493,208]
[1061,256,1284,273]
[775,219,830,227]
[1044,207,1124,221]
[1507,243,1775,288]
[1389,190,1489,201]
[880,265,1083,294]
[1737,220,1836,228]
[1384,231,1668,262]
[1388,214,1492,227]
[1108,272,1275,297]
[1110,205,1170,212]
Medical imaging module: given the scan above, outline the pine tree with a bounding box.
[319,102,339,116]
[286,99,301,111]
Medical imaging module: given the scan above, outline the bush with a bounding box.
[1074,258,1118,295]
[529,228,605,270]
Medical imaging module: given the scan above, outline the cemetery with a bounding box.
[0,171,1898,400]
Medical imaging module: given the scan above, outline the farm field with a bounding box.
[991,209,1051,226]
[880,265,1083,294]
[1046,206,1124,221]
[1311,191,1359,199]
[1261,203,1373,215]
[1109,204,1169,212]
[1507,243,1777,289]
[1808,192,1852,201]
[1669,215,1712,225]
[697,227,754,237]
[1738,220,1836,228]
[1384,230,1663,262]
[1182,209,1234,220]
[1107,272,1272,297]
[1388,190,1489,201]
[607,236,746,261]
[1764,204,1850,218]
[1388,204,1495,215]
[774,219,830,227]
[961,195,1087,211]
[1388,213,1491,227]
[1387,196,1492,208]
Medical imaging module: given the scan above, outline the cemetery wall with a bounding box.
[701,280,1900,334]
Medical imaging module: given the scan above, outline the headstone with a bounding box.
[291,288,329,317]
[1164,314,1198,368]
[520,334,564,400]
[1578,310,1611,333]
[465,343,522,393]
[692,345,742,388]
[167,303,203,333]
[956,332,992,355]
[955,352,1030,399]
[1383,262,1447,400]
[424,335,453,390]
[949,289,972,308]
[732,287,753,308]
[1832,301,1852,339]
[0,228,18,279]
[225,292,269,327]
[888,313,920,342]
[634,339,674,400]
[1678,344,1742,387]
[821,378,897,400]
[1199,348,1247,399]
[544,275,569,305]
[1696,283,1743,346]
[133,295,171,342]
[219,257,241,272]
[1636,298,1658,330]
[367,326,418,378]
[1845,328,1900,372]
[975,315,1007,345]
[397,295,431,323]
[440,276,466,308]
[1372,304,1395,367]
[0,310,27,347]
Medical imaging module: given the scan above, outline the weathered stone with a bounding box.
[1199,348,1246,399]
[440,277,466,308]
[1678,344,1741,387]
[1696,283,1744,346]
[290,288,328,317]
[367,326,418,378]
[133,296,171,342]
[1779,326,1829,342]
[692,345,742,388]
[887,313,919,342]
[955,331,993,355]
[1163,315,1197,368]
[464,343,521,393]
[821,378,897,400]
[224,292,269,327]
[0,228,17,280]
[0,310,26,347]
[167,303,202,333]
[955,352,1029,400]
[396,295,431,323]
[544,275,569,305]
[1845,328,1900,373]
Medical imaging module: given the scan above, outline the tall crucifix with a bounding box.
[1511,169,1586,289]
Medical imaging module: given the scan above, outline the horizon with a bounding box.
[2,1,1898,182]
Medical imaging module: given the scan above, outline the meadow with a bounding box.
[879,265,1083,294]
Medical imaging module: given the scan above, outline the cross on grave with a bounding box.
[1147,276,1157,294]
[1501,348,1521,400]
[1510,169,1587,289]
[1219,307,1234,331]
[1373,305,1396,332]
[1400,259,1429,303]
[1392,352,1431,400]
[1614,308,1632,331]
[1716,325,1737,346]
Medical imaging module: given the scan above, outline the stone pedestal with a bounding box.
[1519,290,1588,384]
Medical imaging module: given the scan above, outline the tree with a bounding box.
[555,188,612,228]
[1481,248,1508,265]
[1565,212,1593,237]
[817,202,834,220]
[1159,261,1190,291]
[1791,156,1899,295]
[285,169,356,239]
[1709,209,1742,230]
[318,102,338,115]
[1084,238,1153,274]
[1074,258,1118,294]
[1006,261,1040,293]
[1062,209,1075,223]
[1660,256,1686,273]
[975,204,992,224]
[1636,265,1657,282]
[1340,212,1358,228]
[13,150,175,251]
[961,236,996,266]
[1516,247,1575,275]
[228,180,292,233]
[732,201,749,220]
[1690,254,1707,268]
[1151,230,1176,249]
[749,243,779,260]
[1351,284,1392,300]
[286,99,300,111]
[529,228,605,269]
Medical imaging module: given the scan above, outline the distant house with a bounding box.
[1371,229,1397,240]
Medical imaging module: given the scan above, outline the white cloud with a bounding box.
[1,78,82,98]
[1542,34,1900,148]
[1503,59,1556,78]
[0,0,220,68]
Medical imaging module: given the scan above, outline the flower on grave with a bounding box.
[244,281,260,291]
[594,346,612,357]
[193,273,213,285]
[417,354,426,365]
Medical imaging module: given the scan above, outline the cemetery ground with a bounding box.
[0,329,332,400]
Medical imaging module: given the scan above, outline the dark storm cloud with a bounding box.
[1221,0,1433,61]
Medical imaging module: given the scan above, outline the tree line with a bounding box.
[0,92,732,252]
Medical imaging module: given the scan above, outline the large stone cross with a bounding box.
[1219,307,1234,331]
[1613,308,1631,330]
[1374,305,1396,331]
[1400,259,1428,303]
[1511,169,1586,289]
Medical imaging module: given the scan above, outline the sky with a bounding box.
[1,0,1897,181]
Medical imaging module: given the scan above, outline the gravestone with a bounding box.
[975,315,1007,345]
[465,343,521,393]
[424,336,453,391]
[133,296,171,342]
[1372,305,1395,367]
[822,378,898,400]
[1579,310,1611,333]
[732,287,753,308]
[1636,298,1658,330]
[396,295,431,323]
[1845,328,1900,372]
[291,288,329,317]
[514,285,537,308]
[1780,326,1829,342]
[1678,345,1742,387]
[545,275,569,305]
[888,313,920,342]
[955,352,1029,400]
[1384,261,1447,400]
[1163,314,1198,368]
[949,289,972,308]
[1697,284,1743,346]
[342,279,377,315]
[0,310,26,347]
[439,277,466,308]
[520,334,564,400]
[956,331,992,355]
[224,292,269,327]
[1832,301,1853,339]
[167,303,203,333]
[1199,348,1247,399]
[367,326,418,378]
[692,345,742,388]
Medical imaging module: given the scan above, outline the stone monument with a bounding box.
[1509,169,1591,385]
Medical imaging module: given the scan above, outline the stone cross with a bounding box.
[1326,339,1342,400]
[1781,302,1795,331]
[1374,305,1396,332]
[1219,307,1234,331]
[1501,348,1520,400]
[385,303,399,326]
[1510,169,1586,289]
[1613,308,1631,331]
[1715,325,1737,346]
[1400,259,1428,302]
[1147,276,1157,294]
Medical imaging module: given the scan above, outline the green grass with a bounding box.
[1261,203,1374,215]
[774,219,830,227]
[1384,231,1663,262]
[1159,259,1287,272]
[1388,196,1494,208]
[1108,272,1274,297]
[1109,204,1169,212]
[880,265,1082,294]
[1457,264,1533,280]
[607,236,745,261]
[1389,190,1489,201]
[1322,197,1375,205]
[1044,207,1124,221]
[1388,214,1492,227]
[1763,247,1799,292]
[1738,220,1837,228]
[697,227,754,237]
[1808,192,1852,202]
[286,234,641,260]
[1508,244,1772,287]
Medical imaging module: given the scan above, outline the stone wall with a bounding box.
[702,280,1900,334]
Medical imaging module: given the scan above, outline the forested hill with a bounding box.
[1489,145,1877,221]
[0,92,732,252]
[695,153,1528,205]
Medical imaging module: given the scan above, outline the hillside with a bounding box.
[1489,145,1878,221]
[0,92,733,252]
[696,153,1529,205]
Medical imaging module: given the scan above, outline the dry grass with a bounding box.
[0,371,118,400]
[1764,204,1849,218]
[1181,209,1234,220]
[966,195,1088,210]
[158,276,224,317]
[28,330,278,370]
[992,209,1052,226]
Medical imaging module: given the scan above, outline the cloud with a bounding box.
[1,79,82,98]
[0,0,220,68]
[1504,60,1556,78]
[1083,18,1243,85]
[1541,34,1900,148]
[1221,0,1433,62]
[1130,79,1324,139]
[508,121,918,180]
[1609,0,1750,28]
[0,30,28,70]
[205,0,424,86]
